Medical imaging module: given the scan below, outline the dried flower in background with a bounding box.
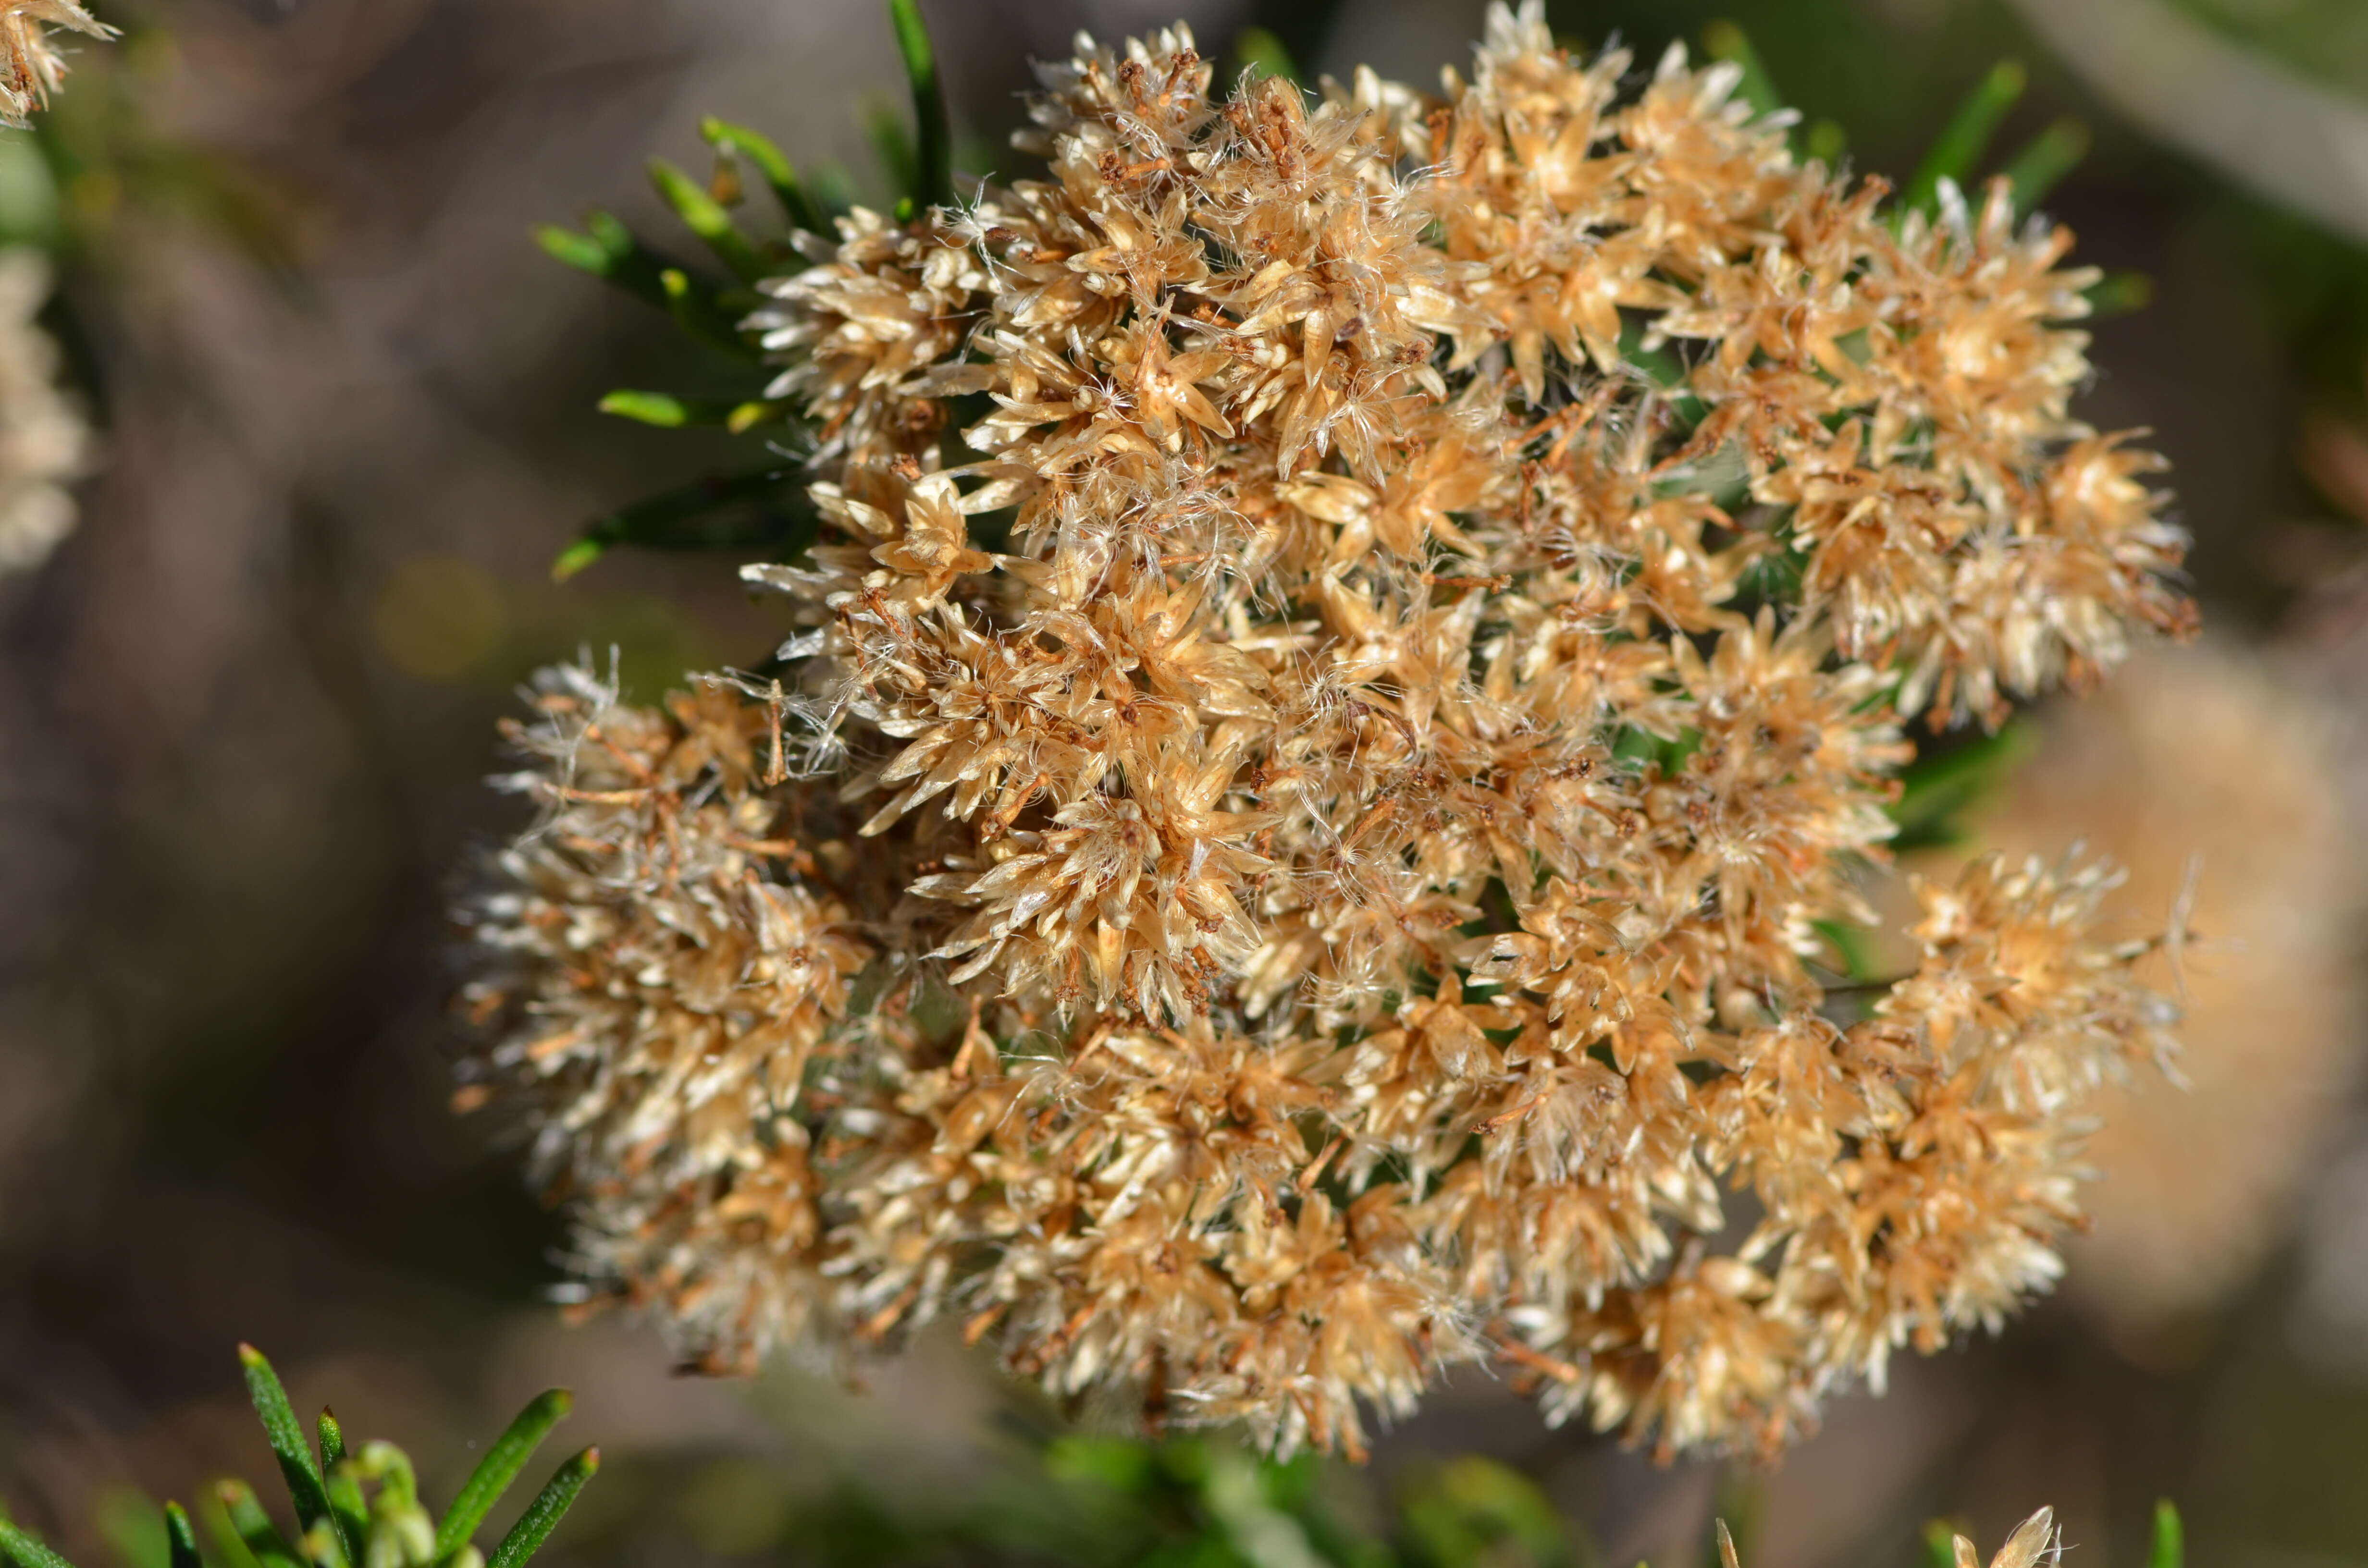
[1948,644,2365,1343]
[0,0,112,127]
[463,1,2194,1461]
[0,249,88,573]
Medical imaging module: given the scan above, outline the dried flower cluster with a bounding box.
[0,249,87,572]
[0,0,112,127]
[464,3,2191,1460]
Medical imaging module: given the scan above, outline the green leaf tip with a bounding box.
[484,1449,597,1568]
[2149,1501,2183,1568]
[317,1409,347,1469]
[887,0,952,210]
[597,390,691,428]
[531,225,606,275]
[551,539,604,581]
[433,1391,574,1563]
[647,156,764,282]
[164,1505,201,1568]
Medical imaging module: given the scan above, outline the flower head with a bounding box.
[465,1,2193,1460]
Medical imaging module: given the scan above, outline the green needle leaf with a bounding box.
[535,217,667,309]
[1903,60,2026,218]
[2148,1502,2183,1568]
[2000,118,2090,216]
[318,1414,366,1564]
[164,1506,202,1568]
[648,158,764,282]
[597,390,697,428]
[0,1520,77,1568]
[887,0,952,211]
[485,1451,598,1568]
[2085,269,2153,317]
[530,225,607,275]
[701,117,826,233]
[1700,20,1782,119]
[433,1393,573,1563]
[216,1482,302,1568]
[238,1348,353,1565]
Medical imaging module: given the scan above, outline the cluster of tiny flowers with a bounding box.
[0,0,111,127]
[0,249,88,572]
[462,3,2190,1461]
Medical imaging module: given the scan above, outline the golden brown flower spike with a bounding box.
[464,1,2192,1462]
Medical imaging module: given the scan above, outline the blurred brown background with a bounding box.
[8,1,2368,1566]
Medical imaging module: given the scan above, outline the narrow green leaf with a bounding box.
[317,1414,365,1564]
[238,1347,350,1565]
[1902,60,2027,218]
[164,1507,201,1568]
[2148,1502,2183,1568]
[701,117,826,233]
[0,1521,77,1568]
[216,1482,301,1568]
[648,158,764,282]
[2000,118,2090,216]
[2085,269,2152,317]
[553,467,815,579]
[1700,21,1782,119]
[539,212,751,350]
[887,0,952,210]
[485,1452,598,1568]
[433,1393,573,1563]
[1231,26,1298,86]
[530,225,606,275]
[535,218,667,309]
[1922,1521,1957,1568]
[1802,119,1846,166]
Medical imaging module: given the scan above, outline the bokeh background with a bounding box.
[7,0,2368,1566]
